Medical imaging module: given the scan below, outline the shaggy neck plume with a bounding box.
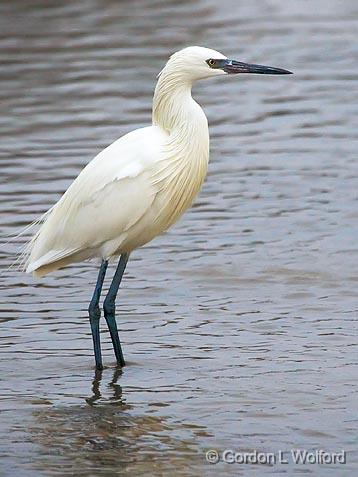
[152,64,209,162]
[152,69,193,133]
[150,61,210,228]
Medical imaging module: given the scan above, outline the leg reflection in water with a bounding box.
[86,367,124,406]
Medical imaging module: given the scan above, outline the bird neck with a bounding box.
[152,71,209,148]
[151,70,210,229]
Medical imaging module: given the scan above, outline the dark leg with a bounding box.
[103,253,129,367]
[88,260,108,370]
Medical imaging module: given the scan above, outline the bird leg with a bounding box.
[103,253,129,367]
[88,259,108,370]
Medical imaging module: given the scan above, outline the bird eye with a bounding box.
[208,59,215,67]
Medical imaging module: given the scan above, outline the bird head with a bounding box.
[163,46,292,82]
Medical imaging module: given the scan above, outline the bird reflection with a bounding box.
[86,367,124,406]
[30,369,201,475]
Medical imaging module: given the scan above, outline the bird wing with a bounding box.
[27,126,167,271]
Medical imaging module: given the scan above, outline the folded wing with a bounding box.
[26,126,167,276]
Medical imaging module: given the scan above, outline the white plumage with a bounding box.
[26,46,227,277]
[23,46,291,369]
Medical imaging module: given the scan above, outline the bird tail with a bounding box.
[26,247,84,278]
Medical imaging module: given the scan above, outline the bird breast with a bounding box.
[150,124,209,233]
[118,126,209,254]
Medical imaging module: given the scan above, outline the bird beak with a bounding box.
[224,59,292,75]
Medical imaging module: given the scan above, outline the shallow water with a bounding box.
[0,0,357,475]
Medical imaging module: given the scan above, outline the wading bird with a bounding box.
[25,46,292,369]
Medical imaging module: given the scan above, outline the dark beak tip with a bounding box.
[225,60,293,76]
[268,67,293,75]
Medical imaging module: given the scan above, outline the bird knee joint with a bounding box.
[88,303,101,319]
[103,299,115,316]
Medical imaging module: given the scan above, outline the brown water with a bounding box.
[0,0,357,475]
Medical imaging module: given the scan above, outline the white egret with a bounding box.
[24,46,292,369]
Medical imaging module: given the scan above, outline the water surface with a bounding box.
[0,0,357,475]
